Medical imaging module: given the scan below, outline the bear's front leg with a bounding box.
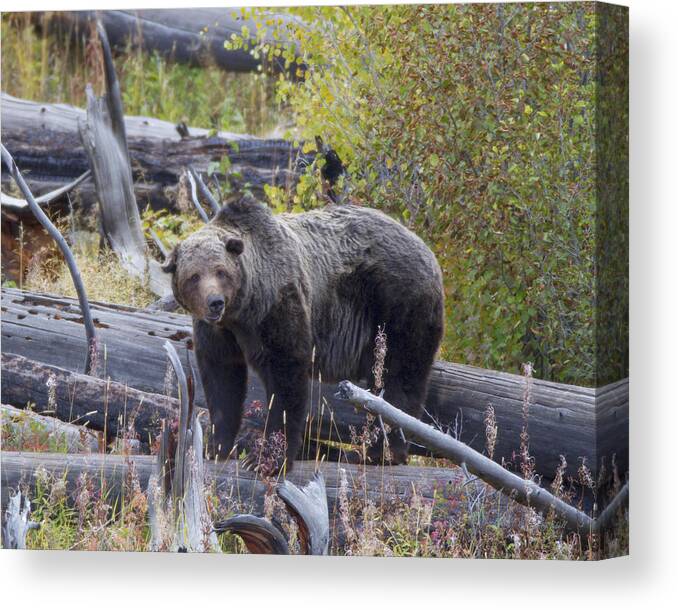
[193,319,248,461]
[256,284,312,474]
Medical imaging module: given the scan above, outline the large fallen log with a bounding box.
[1,404,100,453]
[0,451,466,522]
[47,9,301,74]
[0,288,629,481]
[1,94,312,212]
[1,353,180,448]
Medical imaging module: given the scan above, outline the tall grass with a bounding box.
[1,13,282,135]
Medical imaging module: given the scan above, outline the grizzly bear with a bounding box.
[162,195,444,471]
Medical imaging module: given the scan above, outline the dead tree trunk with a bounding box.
[0,288,629,481]
[48,9,301,74]
[77,23,170,297]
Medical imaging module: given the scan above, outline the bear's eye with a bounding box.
[189,273,200,284]
[216,269,226,280]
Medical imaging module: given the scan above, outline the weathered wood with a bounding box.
[1,404,100,453]
[2,491,39,550]
[1,353,179,449]
[49,9,300,74]
[277,472,330,555]
[1,94,310,211]
[336,381,599,533]
[213,515,290,555]
[0,288,629,480]
[78,24,171,298]
[0,451,466,521]
[147,340,220,552]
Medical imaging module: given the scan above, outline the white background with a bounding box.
[1,0,676,607]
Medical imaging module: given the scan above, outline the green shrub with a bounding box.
[230,3,626,385]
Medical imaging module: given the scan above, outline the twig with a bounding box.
[185,170,210,223]
[189,166,221,214]
[1,145,97,375]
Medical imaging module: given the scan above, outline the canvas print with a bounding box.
[0,2,628,559]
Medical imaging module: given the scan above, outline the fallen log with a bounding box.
[1,404,100,453]
[48,9,301,74]
[0,451,466,522]
[1,94,310,212]
[1,353,179,449]
[0,288,628,480]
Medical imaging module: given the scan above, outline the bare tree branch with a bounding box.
[1,144,97,374]
[185,169,210,223]
[1,170,91,211]
[336,380,628,534]
[189,166,221,214]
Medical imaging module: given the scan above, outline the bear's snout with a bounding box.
[207,294,225,319]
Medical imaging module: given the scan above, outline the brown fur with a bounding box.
[163,195,444,471]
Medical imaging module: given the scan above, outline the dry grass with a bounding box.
[24,245,156,309]
[3,395,629,558]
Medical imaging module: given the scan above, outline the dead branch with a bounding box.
[185,169,210,223]
[336,381,628,534]
[1,170,91,211]
[189,166,221,214]
[0,146,97,374]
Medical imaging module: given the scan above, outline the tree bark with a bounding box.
[0,288,629,481]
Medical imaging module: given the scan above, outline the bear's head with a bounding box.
[162,226,244,324]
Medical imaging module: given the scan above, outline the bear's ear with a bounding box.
[225,237,244,256]
[161,247,178,273]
